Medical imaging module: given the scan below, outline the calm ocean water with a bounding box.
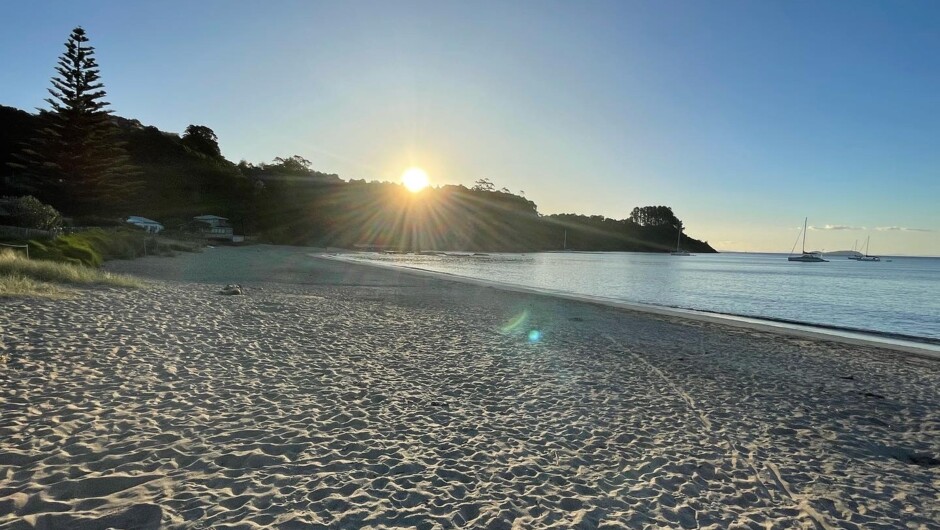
[344,251,940,342]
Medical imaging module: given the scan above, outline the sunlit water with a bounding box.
[341,251,940,343]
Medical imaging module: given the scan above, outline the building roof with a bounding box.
[194,215,228,221]
[126,216,163,226]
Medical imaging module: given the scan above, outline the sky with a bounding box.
[2,0,939,255]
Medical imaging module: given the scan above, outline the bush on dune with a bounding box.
[26,228,172,267]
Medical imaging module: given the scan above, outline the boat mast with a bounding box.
[563,230,567,251]
[802,217,808,254]
[676,228,682,252]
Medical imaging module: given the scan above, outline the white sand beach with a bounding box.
[1,245,938,529]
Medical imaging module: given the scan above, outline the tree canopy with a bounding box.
[629,206,681,228]
[181,125,222,158]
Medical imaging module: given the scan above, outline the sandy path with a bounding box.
[0,246,937,529]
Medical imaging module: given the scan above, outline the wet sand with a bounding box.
[1,245,937,529]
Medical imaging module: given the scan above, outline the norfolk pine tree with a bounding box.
[12,27,139,217]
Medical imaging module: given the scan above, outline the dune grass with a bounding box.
[0,273,71,298]
[0,249,144,297]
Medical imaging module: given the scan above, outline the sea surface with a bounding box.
[341,251,940,343]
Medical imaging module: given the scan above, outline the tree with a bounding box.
[181,125,221,158]
[472,178,495,192]
[12,27,138,216]
[629,205,680,228]
[270,155,313,175]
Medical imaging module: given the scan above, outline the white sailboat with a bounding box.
[788,218,828,262]
[671,227,691,256]
[850,236,880,262]
[845,239,863,259]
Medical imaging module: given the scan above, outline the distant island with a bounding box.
[0,28,715,254]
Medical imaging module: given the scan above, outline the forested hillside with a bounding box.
[1,104,715,253]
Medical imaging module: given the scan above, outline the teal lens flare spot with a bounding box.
[528,329,542,342]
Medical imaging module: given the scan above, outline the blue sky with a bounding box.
[2,0,938,254]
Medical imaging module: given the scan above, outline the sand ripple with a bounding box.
[2,253,938,528]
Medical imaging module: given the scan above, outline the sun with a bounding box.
[401,167,430,193]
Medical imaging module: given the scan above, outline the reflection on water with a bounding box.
[345,252,940,341]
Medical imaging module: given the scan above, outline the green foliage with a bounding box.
[53,233,103,266]
[28,237,101,266]
[26,240,85,266]
[1,195,62,229]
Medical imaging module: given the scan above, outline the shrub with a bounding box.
[26,240,82,266]
[55,233,104,267]
[66,230,137,261]
[25,229,147,267]
[1,195,63,230]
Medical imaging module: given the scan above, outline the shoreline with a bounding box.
[323,253,940,360]
[3,245,937,528]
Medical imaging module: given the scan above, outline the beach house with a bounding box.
[193,214,234,241]
[125,216,164,234]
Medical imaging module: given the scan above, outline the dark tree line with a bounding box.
[1,27,715,254]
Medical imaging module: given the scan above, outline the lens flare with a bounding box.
[500,309,530,333]
[527,329,542,343]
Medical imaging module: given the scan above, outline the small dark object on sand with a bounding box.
[905,453,940,467]
[219,284,244,295]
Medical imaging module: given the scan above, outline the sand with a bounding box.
[1,245,938,529]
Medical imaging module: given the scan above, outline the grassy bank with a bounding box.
[0,248,145,298]
[16,228,201,267]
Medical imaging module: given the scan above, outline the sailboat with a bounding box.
[850,236,880,262]
[788,217,828,262]
[671,227,691,256]
[845,239,863,259]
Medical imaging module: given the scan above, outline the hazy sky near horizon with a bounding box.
[2,1,939,254]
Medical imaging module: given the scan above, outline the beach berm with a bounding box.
[1,245,937,529]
